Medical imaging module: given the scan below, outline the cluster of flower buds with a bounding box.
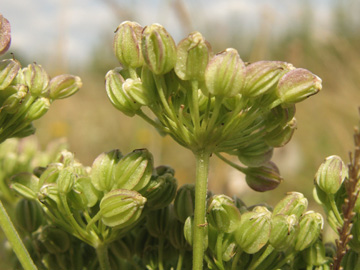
[106,21,322,191]
[0,14,82,144]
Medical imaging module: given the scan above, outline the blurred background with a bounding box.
[1,0,360,210]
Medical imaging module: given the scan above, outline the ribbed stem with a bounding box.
[95,243,111,270]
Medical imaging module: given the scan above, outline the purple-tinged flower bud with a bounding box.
[48,74,82,100]
[113,21,144,68]
[38,226,70,254]
[23,63,50,96]
[269,214,298,250]
[0,14,11,55]
[91,149,122,192]
[235,206,271,254]
[15,199,44,233]
[243,61,294,97]
[264,117,297,147]
[301,240,327,266]
[237,140,273,167]
[204,48,245,97]
[294,211,323,251]
[207,194,241,233]
[273,192,308,218]
[175,31,211,81]
[98,189,146,229]
[141,23,177,75]
[276,68,322,105]
[315,155,348,195]
[146,205,174,238]
[244,162,283,192]
[0,59,21,90]
[113,148,153,191]
[25,97,50,121]
[174,184,195,223]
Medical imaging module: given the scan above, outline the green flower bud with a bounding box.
[140,65,157,103]
[113,21,144,68]
[105,68,141,116]
[207,194,241,233]
[269,214,298,250]
[39,163,64,185]
[243,61,293,97]
[301,240,327,266]
[0,59,21,90]
[23,63,50,96]
[91,149,122,192]
[48,74,82,100]
[99,189,146,229]
[11,123,36,139]
[174,184,195,223]
[264,104,296,132]
[341,250,360,270]
[184,216,208,249]
[10,172,40,200]
[315,155,348,195]
[57,167,75,194]
[68,176,100,209]
[264,117,297,147]
[294,211,324,251]
[237,140,273,167]
[146,205,174,238]
[15,199,44,233]
[273,192,308,218]
[123,78,150,106]
[38,226,70,254]
[244,162,283,192]
[0,14,11,55]
[175,31,211,81]
[141,23,177,75]
[38,184,62,213]
[168,218,191,251]
[25,97,50,121]
[113,148,153,191]
[276,68,322,105]
[235,206,271,254]
[1,84,28,114]
[208,225,237,262]
[203,48,245,97]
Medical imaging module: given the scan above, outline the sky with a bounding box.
[1,0,336,68]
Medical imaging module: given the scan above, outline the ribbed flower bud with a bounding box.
[98,189,146,229]
[264,104,296,132]
[141,23,177,75]
[1,84,28,114]
[168,218,191,251]
[113,148,153,191]
[68,176,100,209]
[48,74,82,100]
[315,155,348,195]
[269,214,298,250]
[15,199,44,233]
[341,250,360,270]
[23,63,50,96]
[276,68,322,105]
[146,205,174,238]
[123,78,151,106]
[243,61,293,97]
[38,226,70,254]
[207,194,241,233]
[57,167,75,194]
[273,192,308,218]
[237,140,273,167]
[39,163,64,185]
[105,68,141,116]
[302,240,327,266]
[244,162,283,192]
[0,14,11,55]
[25,97,50,121]
[204,48,245,97]
[113,21,144,68]
[91,149,122,192]
[174,184,195,223]
[175,31,211,81]
[10,172,40,200]
[0,59,21,90]
[264,117,297,147]
[294,211,323,251]
[235,206,272,254]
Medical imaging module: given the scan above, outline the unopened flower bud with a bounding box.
[204,48,245,97]
[23,63,50,96]
[243,61,293,97]
[91,149,122,192]
[10,172,40,200]
[25,97,50,121]
[0,14,11,55]
[57,167,75,194]
[265,104,296,132]
[1,84,28,114]
[237,140,273,167]
[105,68,141,116]
[38,226,70,254]
[174,184,195,223]
[264,117,297,147]
[302,240,327,266]
[207,194,241,233]
[11,124,36,139]
[276,68,322,105]
[99,189,146,228]
[0,59,21,90]
[235,206,271,254]
[168,218,191,250]
[113,148,153,191]
[244,162,283,192]
[342,250,360,270]
[15,198,44,233]
[184,216,208,249]
[48,74,82,100]
[123,78,151,106]
[269,214,298,250]
[315,155,347,195]
[68,176,100,209]
[294,211,323,251]
[146,205,174,238]
[175,31,211,81]
[113,21,144,68]
[141,23,177,75]
[273,192,308,218]
[39,163,64,186]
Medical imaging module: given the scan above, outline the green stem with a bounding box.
[328,195,344,226]
[248,245,275,270]
[215,232,225,270]
[95,243,111,270]
[231,249,242,270]
[0,200,37,270]
[158,236,164,270]
[215,153,247,173]
[176,249,185,270]
[192,150,211,270]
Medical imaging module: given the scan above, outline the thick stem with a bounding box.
[0,201,37,270]
[95,243,111,270]
[192,150,211,270]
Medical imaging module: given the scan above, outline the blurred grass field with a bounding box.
[23,0,360,210]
